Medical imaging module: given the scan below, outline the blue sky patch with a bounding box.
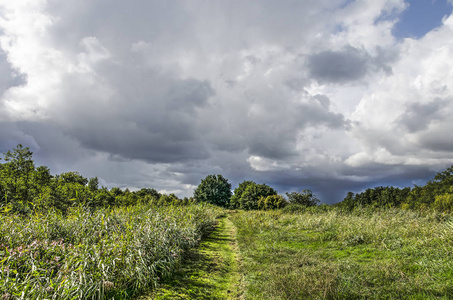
[393,0,453,39]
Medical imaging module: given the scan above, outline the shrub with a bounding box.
[281,203,307,214]
[433,189,453,212]
[240,183,277,210]
[286,190,319,207]
[258,195,287,210]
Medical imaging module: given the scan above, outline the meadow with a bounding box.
[230,207,453,299]
[2,203,453,299]
[0,203,223,299]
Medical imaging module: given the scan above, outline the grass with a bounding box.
[141,213,243,299]
[3,203,452,299]
[230,208,453,299]
[0,203,223,299]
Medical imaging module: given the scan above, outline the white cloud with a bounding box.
[0,0,452,202]
[348,13,453,168]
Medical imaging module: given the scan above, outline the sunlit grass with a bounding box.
[142,214,243,300]
[231,208,453,299]
[0,203,223,299]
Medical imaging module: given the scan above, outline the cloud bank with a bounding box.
[1,0,452,202]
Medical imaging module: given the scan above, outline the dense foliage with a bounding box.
[0,203,222,299]
[339,166,453,212]
[257,194,287,210]
[230,181,278,210]
[193,174,232,207]
[0,145,190,214]
[286,190,320,207]
[339,186,411,211]
[229,180,255,209]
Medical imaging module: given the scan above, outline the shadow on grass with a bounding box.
[141,216,236,300]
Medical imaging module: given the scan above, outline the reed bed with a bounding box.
[0,203,223,299]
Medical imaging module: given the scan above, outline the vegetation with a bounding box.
[286,190,320,207]
[0,145,193,215]
[339,186,411,211]
[1,144,453,298]
[193,175,232,208]
[338,166,453,213]
[257,194,287,210]
[229,180,255,209]
[0,203,223,299]
[141,215,243,299]
[230,208,453,299]
[229,181,277,210]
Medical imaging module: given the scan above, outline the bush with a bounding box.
[286,190,319,207]
[258,195,287,210]
[240,183,277,210]
[433,190,453,212]
[281,203,307,214]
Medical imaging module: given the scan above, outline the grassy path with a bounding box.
[141,213,243,299]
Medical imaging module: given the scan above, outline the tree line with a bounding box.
[1,144,452,214]
[193,174,319,210]
[0,145,189,214]
[337,166,453,212]
[192,169,453,212]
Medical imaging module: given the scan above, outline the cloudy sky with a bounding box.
[1,0,453,203]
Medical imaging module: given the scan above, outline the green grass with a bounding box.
[141,213,243,299]
[230,208,453,299]
[0,203,223,299]
[3,204,452,299]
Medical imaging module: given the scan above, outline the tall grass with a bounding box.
[0,203,223,299]
[231,208,453,299]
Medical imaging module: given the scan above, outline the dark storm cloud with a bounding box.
[55,68,215,163]
[397,98,447,132]
[0,50,27,95]
[307,45,396,84]
[251,163,441,204]
[307,46,369,83]
[231,91,347,160]
[0,122,38,154]
[419,135,453,152]
[2,0,452,201]
[14,122,90,172]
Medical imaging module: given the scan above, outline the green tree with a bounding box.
[230,180,255,209]
[286,189,320,207]
[0,144,35,204]
[240,183,277,210]
[88,177,99,192]
[258,194,287,210]
[60,171,88,186]
[193,174,232,207]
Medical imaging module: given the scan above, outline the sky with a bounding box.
[1,0,453,203]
